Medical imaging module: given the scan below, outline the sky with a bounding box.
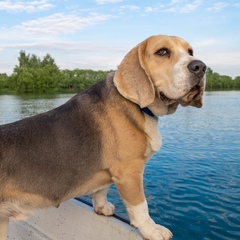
[0,0,240,78]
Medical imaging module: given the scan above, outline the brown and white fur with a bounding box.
[0,35,206,240]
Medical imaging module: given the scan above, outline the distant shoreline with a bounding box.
[0,51,239,94]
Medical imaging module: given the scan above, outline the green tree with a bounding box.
[0,73,8,91]
[205,67,236,90]
[59,69,113,92]
[206,67,214,90]
[18,50,30,68]
[233,76,240,89]
[220,75,233,89]
[12,50,62,93]
[15,67,34,93]
[29,54,41,68]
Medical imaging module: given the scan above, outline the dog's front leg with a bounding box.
[0,217,9,240]
[90,186,115,216]
[111,164,173,240]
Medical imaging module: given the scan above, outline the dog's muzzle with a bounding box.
[178,60,206,107]
[160,60,207,106]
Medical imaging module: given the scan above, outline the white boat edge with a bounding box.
[8,198,143,240]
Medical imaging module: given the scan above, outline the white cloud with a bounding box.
[0,0,53,13]
[145,7,153,12]
[145,1,201,14]
[60,54,122,71]
[120,5,139,11]
[170,0,185,5]
[95,0,123,4]
[193,39,218,47]
[0,41,127,53]
[145,6,160,12]
[164,0,202,13]
[207,2,228,12]
[14,12,114,37]
[180,0,202,13]
[163,7,177,13]
[0,40,127,73]
[200,51,240,78]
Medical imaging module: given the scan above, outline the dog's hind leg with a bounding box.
[0,217,9,240]
[90,186,115,216]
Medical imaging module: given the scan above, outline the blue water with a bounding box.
[1,91,240,240]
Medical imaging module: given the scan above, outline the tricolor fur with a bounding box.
[0,35,206,240]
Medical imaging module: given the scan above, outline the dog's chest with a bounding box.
[144,115,162,160]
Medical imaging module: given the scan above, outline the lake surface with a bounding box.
[0,91,239,240]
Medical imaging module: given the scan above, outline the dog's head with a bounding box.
[114,35,206,116]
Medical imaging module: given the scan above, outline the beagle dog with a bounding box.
[0,35,206,240]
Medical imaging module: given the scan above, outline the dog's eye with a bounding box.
[156,48,170,57]
[188,49,193,56]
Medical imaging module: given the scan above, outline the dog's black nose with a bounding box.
[187,60,207,78]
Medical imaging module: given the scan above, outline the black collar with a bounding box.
[141,107,156,117]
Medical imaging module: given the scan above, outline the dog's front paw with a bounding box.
[145,224,173,240]
[94,201,115,216]
[138,218,173,240]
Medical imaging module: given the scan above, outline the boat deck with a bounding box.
[7,199,143,240]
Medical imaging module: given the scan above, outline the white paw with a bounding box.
[146,224,173,240]
[138,220,173,240]
[94,202,115,216]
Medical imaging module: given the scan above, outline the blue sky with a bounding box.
[0,0,240,77]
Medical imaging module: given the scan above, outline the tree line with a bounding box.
[0,51,113,94]
[0,50,240,93]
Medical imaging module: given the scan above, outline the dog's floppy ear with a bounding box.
[114,40,155,108]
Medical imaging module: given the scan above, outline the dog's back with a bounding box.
[0,74,109,218]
